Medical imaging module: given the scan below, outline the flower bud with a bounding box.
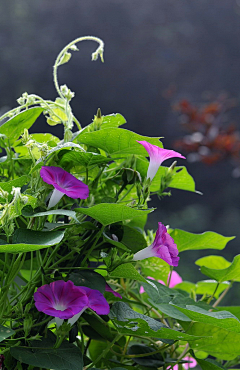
[122,168,141,185]
[23,314,33,337]
[21,129,30,145]
[64,129,73,143]
[60,85,75,101]
[59,51,72,66]
[69,44,78,51]
[92,108,103,130]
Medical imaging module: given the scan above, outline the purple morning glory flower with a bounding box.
[133,222,179,266]
[137,141,185,181]
[105,283,122,299]
[34,280,88,320]
[34,280,110,327]
[40,166,89,208]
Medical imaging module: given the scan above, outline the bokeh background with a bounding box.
[1,0,240,301]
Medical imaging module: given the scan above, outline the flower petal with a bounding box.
[48,189,64,209]
[105,283,122,299]
[133,222,179,266]
[34,280,88,319]
[80,287,110,315]
[137,141,185,180]
[40,166,89,200]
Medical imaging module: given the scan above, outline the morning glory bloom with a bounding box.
[140,271,182,293]
[34,280,88,320]
[137,141,185,181]
[34,280,110,327]
[133,222,179,266]
[40,166,89,208]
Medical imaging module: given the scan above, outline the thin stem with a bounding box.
[118,183,135,202]
[212,283,232,308]
[85,333,122,369]
[53,36,104,100]
[207,282,220,304]
[81,225,105,266]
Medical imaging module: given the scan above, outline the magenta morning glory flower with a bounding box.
[34,280,110,327]
[133,222,179,266]
[34,280,88,319]
[140,271,182,294]
[105,283,122,299]
[137,141,185,181]
[40,166,89,208]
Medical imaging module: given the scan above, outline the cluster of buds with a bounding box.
[60,84,75,101]
[17,92,35,107]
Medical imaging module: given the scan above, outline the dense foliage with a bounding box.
[0,36,238,370]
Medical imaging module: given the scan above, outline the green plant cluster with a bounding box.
[0,36,238,370]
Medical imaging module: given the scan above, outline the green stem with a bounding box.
[212,282,232,308]
[207,282,220,304]
[85,333,122,369]
[53,36,104,100]
[81,225,105,266]
[118,183,135,202]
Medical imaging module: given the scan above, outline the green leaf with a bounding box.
[195,280,230,298]
[177,306,240,359]
[11,336,83,370]
[172,304,240,333]
[196,255,231,269]
[75,204,152,227]
[140,257,170,282]
[30,133,60,145]
[110,263,147,282]
[181,320,240,360]
[101,113,126,128]
[22,206,79,223]
[216,306,240,320]
[121,226,147,253]
[0,175,29,194]
[103,233,131,252]
[0,108,43,142]
[170,229,235,252]
[197,358,226,370]
[199,254,240,282]
[88,340,112,365]
[59,151,110,168]
[110,302,202,341]
[82,312,124,344]
[0,229,65,253]
[69,270,106,294]
[151,166,197,193]
[75,128,163,157]
[127,344,164,367]
[0,325,14,342]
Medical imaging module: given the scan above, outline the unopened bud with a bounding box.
[59,51,72,66]
[23,314,33,337]
[168,160,177,174]
[91,47,104,62]
[92,108,103,130]
[69,44,78,51]
[21,129,30,145]
[64,129,73,142]
[60,84,75,101]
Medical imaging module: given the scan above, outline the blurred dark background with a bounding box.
[1,0,240,300]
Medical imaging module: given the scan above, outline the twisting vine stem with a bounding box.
[53,36,104,100]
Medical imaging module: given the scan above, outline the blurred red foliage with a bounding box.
[173,94,240,174]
